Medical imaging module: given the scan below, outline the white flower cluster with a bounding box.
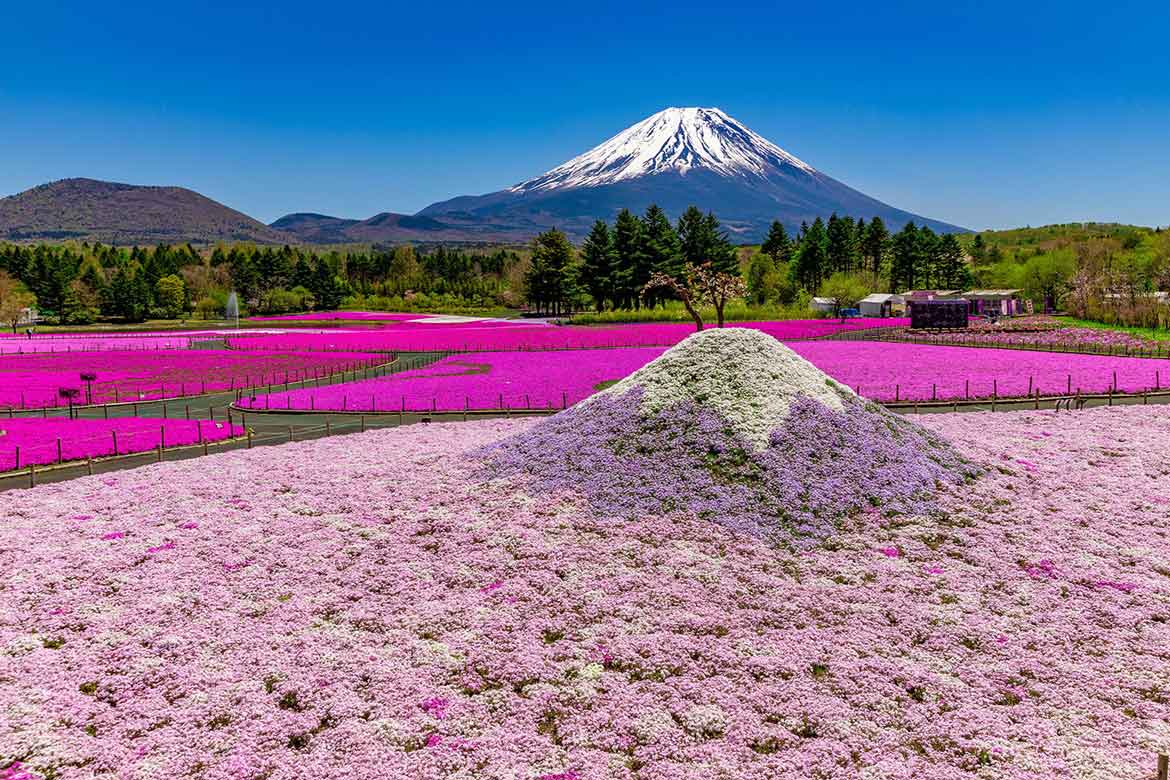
[593,328,851,450]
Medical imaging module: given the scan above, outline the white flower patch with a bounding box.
[591,328,850,450]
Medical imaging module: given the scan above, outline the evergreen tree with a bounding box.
[826,213,856,274]
[639,205,681,306]
[525,228,576,316]
[108,262,151,322]
[611,209,642,309]
[678,206,737,275]
[746,253,777,305]
[794,217,829,292]
[969,234,987,263]
[761,221,792,264]
[918,226,941,288]
[890,222,920,292]
[935,234,968,289]
[862,217,890,277]
[579,220,615,312]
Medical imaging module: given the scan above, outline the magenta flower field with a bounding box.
[225,318,908,353]
[236,349,665,412]
[249,311,426,322]
[0,418,243,470]
[1,404,1166,777]
[232,339,1170,412]
[0,335,199,354]
[789,341,1170,400]
[0,350,384,409]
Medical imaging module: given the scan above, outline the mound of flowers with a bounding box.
[481,329,974,542]
[0,350,382,409]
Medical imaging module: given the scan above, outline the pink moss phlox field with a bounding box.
[248,311,428,322]
[235,341,1170,411]
[0,418,243,470]
[789,341,1170,400]
[960,315,1165,350]
[0,409,1167,778]
[0,350,381,409]
[0,336,197,355]
[235,349,665,412]
[225,318,909,353]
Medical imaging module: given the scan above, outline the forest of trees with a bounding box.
[522,206,972,315]
[523,205,739,315]
[3,213,1166,330]
[0,243,523,324]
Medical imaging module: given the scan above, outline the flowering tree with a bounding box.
[642,262,747,331]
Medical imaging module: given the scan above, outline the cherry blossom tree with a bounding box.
[642,262,747,331]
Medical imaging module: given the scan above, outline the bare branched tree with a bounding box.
[642,262,747,332]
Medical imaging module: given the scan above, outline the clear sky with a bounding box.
[2,0,1167,230]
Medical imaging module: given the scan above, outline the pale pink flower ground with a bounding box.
[0,408,1167,778]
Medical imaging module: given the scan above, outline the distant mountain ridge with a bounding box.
[1,110,967,246]
[0,178,291,245]
[418,107,967,241]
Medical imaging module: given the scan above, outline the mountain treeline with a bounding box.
[0,243,525,323]
[523,205,739,315]
[522,206,971,315]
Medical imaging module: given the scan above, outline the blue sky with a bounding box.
[2,0,1167,230]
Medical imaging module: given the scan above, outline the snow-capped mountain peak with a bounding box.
[510,107,815,193]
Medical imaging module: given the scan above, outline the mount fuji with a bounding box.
[415,107,967,242]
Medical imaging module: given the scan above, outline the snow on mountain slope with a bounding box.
[511,107,814,192]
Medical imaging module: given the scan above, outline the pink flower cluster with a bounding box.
[0,335,197,354]
[0,407,1166,777]
[248,311,427,322]
[236,349,664,412]
[895,316,1168,354]
[226,318,909,353]
[789,341,1170,401]
[0,350,382,409]
[0,417,244,470]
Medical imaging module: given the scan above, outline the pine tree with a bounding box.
[611,209,642,309]
[826,213,856,274]
[761,221,792,264]
[863,217,890,277]
[890,222,920,292]
[527,228,576,316]
[918,226,940,288]
[580,220,615,312]
[639,205,681,305]
[794,217,829,292]
[935,234,968,289]
[678,206,737,275]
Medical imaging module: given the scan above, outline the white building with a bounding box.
[858,293,905,318]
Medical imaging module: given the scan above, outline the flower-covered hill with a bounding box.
[2,409,1169,778]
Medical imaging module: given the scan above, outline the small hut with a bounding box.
[810,297,836,315]
[858,293,905,318]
